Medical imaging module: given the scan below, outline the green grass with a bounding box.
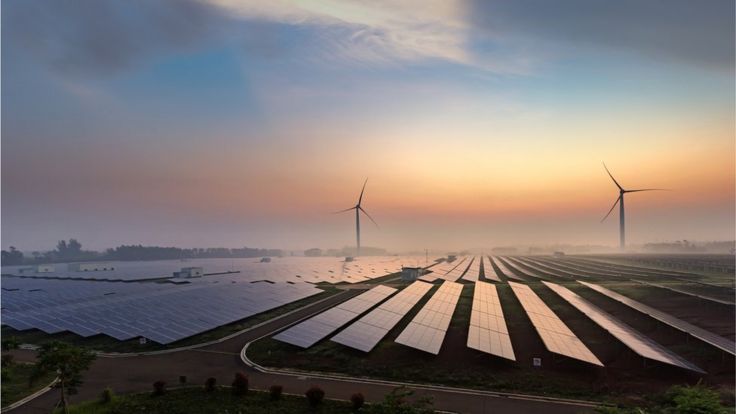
[2,286,341,353]
[1,362,57,408]
[62,387,353,414]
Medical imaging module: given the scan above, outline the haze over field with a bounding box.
[2,0,734,251]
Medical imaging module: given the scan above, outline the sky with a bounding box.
[2,0,734,252]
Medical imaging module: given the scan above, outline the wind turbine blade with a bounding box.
[333,207,356,214]
[602,162,624,191]
[625,188,669,193]
[357,178,368,206]
[359,206,379,228]
[601,195,621,222]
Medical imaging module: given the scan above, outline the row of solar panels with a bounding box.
[501,255,735,306]
[275,277,733,372]
[2,277,323,344]
[1,256,432,284]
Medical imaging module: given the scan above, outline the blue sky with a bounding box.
[2,0,734,251]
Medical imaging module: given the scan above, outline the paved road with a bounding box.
[11,288,596,414]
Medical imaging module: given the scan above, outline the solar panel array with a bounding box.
[490,257,526,281]
[1,256,432,284]
[419,257,467,282]
[331,281,433,352]
[482,256,501,282]
[543,281,705,373]
[578,281,735,356]
[2,277,322,344]
[273,285,397,348]
[467,281,515,360]
[508,281,603,366]
[461,257,481,281]
[632,280,734,306]
[395,281,463,354]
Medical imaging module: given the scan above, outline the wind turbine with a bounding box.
[334,178,378,257]
[601,163,665,250]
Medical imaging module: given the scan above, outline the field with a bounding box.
[247,256,735,407]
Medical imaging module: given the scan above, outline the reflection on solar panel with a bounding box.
[467,281,515,360]
[1,277,323,344]
[273,285,396,348]
[508,281,602,366]
[543,281,704,373]
[632,280,734,306]
[395,281,463,354]
[461,257,481,281]
[482,256,501,282]
[490,257,526,281]
[578,281,735,356]
[331,281,433,352]
[441,259,471,282]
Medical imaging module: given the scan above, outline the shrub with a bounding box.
[100,387,114,404]
[231,372,249,396]
[269,384,283,401]
[205,377,217,392]
[1,354,15,368]
[661,384,727,414]
[305,386,325,407]
[179,375,187,384]
[152,380,166,396]
[351,392,365,410]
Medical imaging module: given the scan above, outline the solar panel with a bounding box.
[543,281,704,373]
[331,281,433,352]
[273,285,397,348]
[395,281,463,354]
[419,257,467,282]
[578,281,735,356]
[461,257,481,281]
[508,281,602,366]
[491,257,530,281]
[631,280,734,306]
[481,256,501,282]
[467,281,515,360]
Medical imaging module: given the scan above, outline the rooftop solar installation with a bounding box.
[273,285,397,348]
[395,281,464,354]
[2,277,323,344]
[481,256,501,282]
[543,281,705,373]
[632,280,735,306]
[579,281,735,355]
[331,281,433,352]
[490,257,526,281]
[461,257,481,281]
[508,281,603,366]
[467,281,515,360]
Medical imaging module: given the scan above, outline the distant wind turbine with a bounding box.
[601,163,666,250]
[334,178,378,257]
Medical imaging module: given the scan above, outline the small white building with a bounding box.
[68,263,115,272]
[174,267,204,278]
[36,264,55,273]
[401,266,422,281]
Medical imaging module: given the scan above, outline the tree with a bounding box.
[1,246,24,265]
[305,386,325,407]
[30,341,95,414]
[661,384,727,414]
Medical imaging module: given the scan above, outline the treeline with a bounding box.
[1,239,283,265]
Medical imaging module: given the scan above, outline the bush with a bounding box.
[661,384,727,414]
[1,354,15,368]
[305,386,325,407]
[179,375,187,384]
[152,380,166,396]
[232,372,249,396]
[351,392,365,410]
[269,384,283,401]
[205,377,217,392]
[100,387,114,404]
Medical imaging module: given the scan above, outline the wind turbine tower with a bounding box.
[335,179,378,256]
[601,163,665,249]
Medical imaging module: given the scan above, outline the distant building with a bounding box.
[447,255,457,262]
[260,257,272,263]
[344,256,355,262]
[401,266,422,281]
[36,264,55,273]
[553,251,565,258]
[174,267,204,278]
[68,263,115,272]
